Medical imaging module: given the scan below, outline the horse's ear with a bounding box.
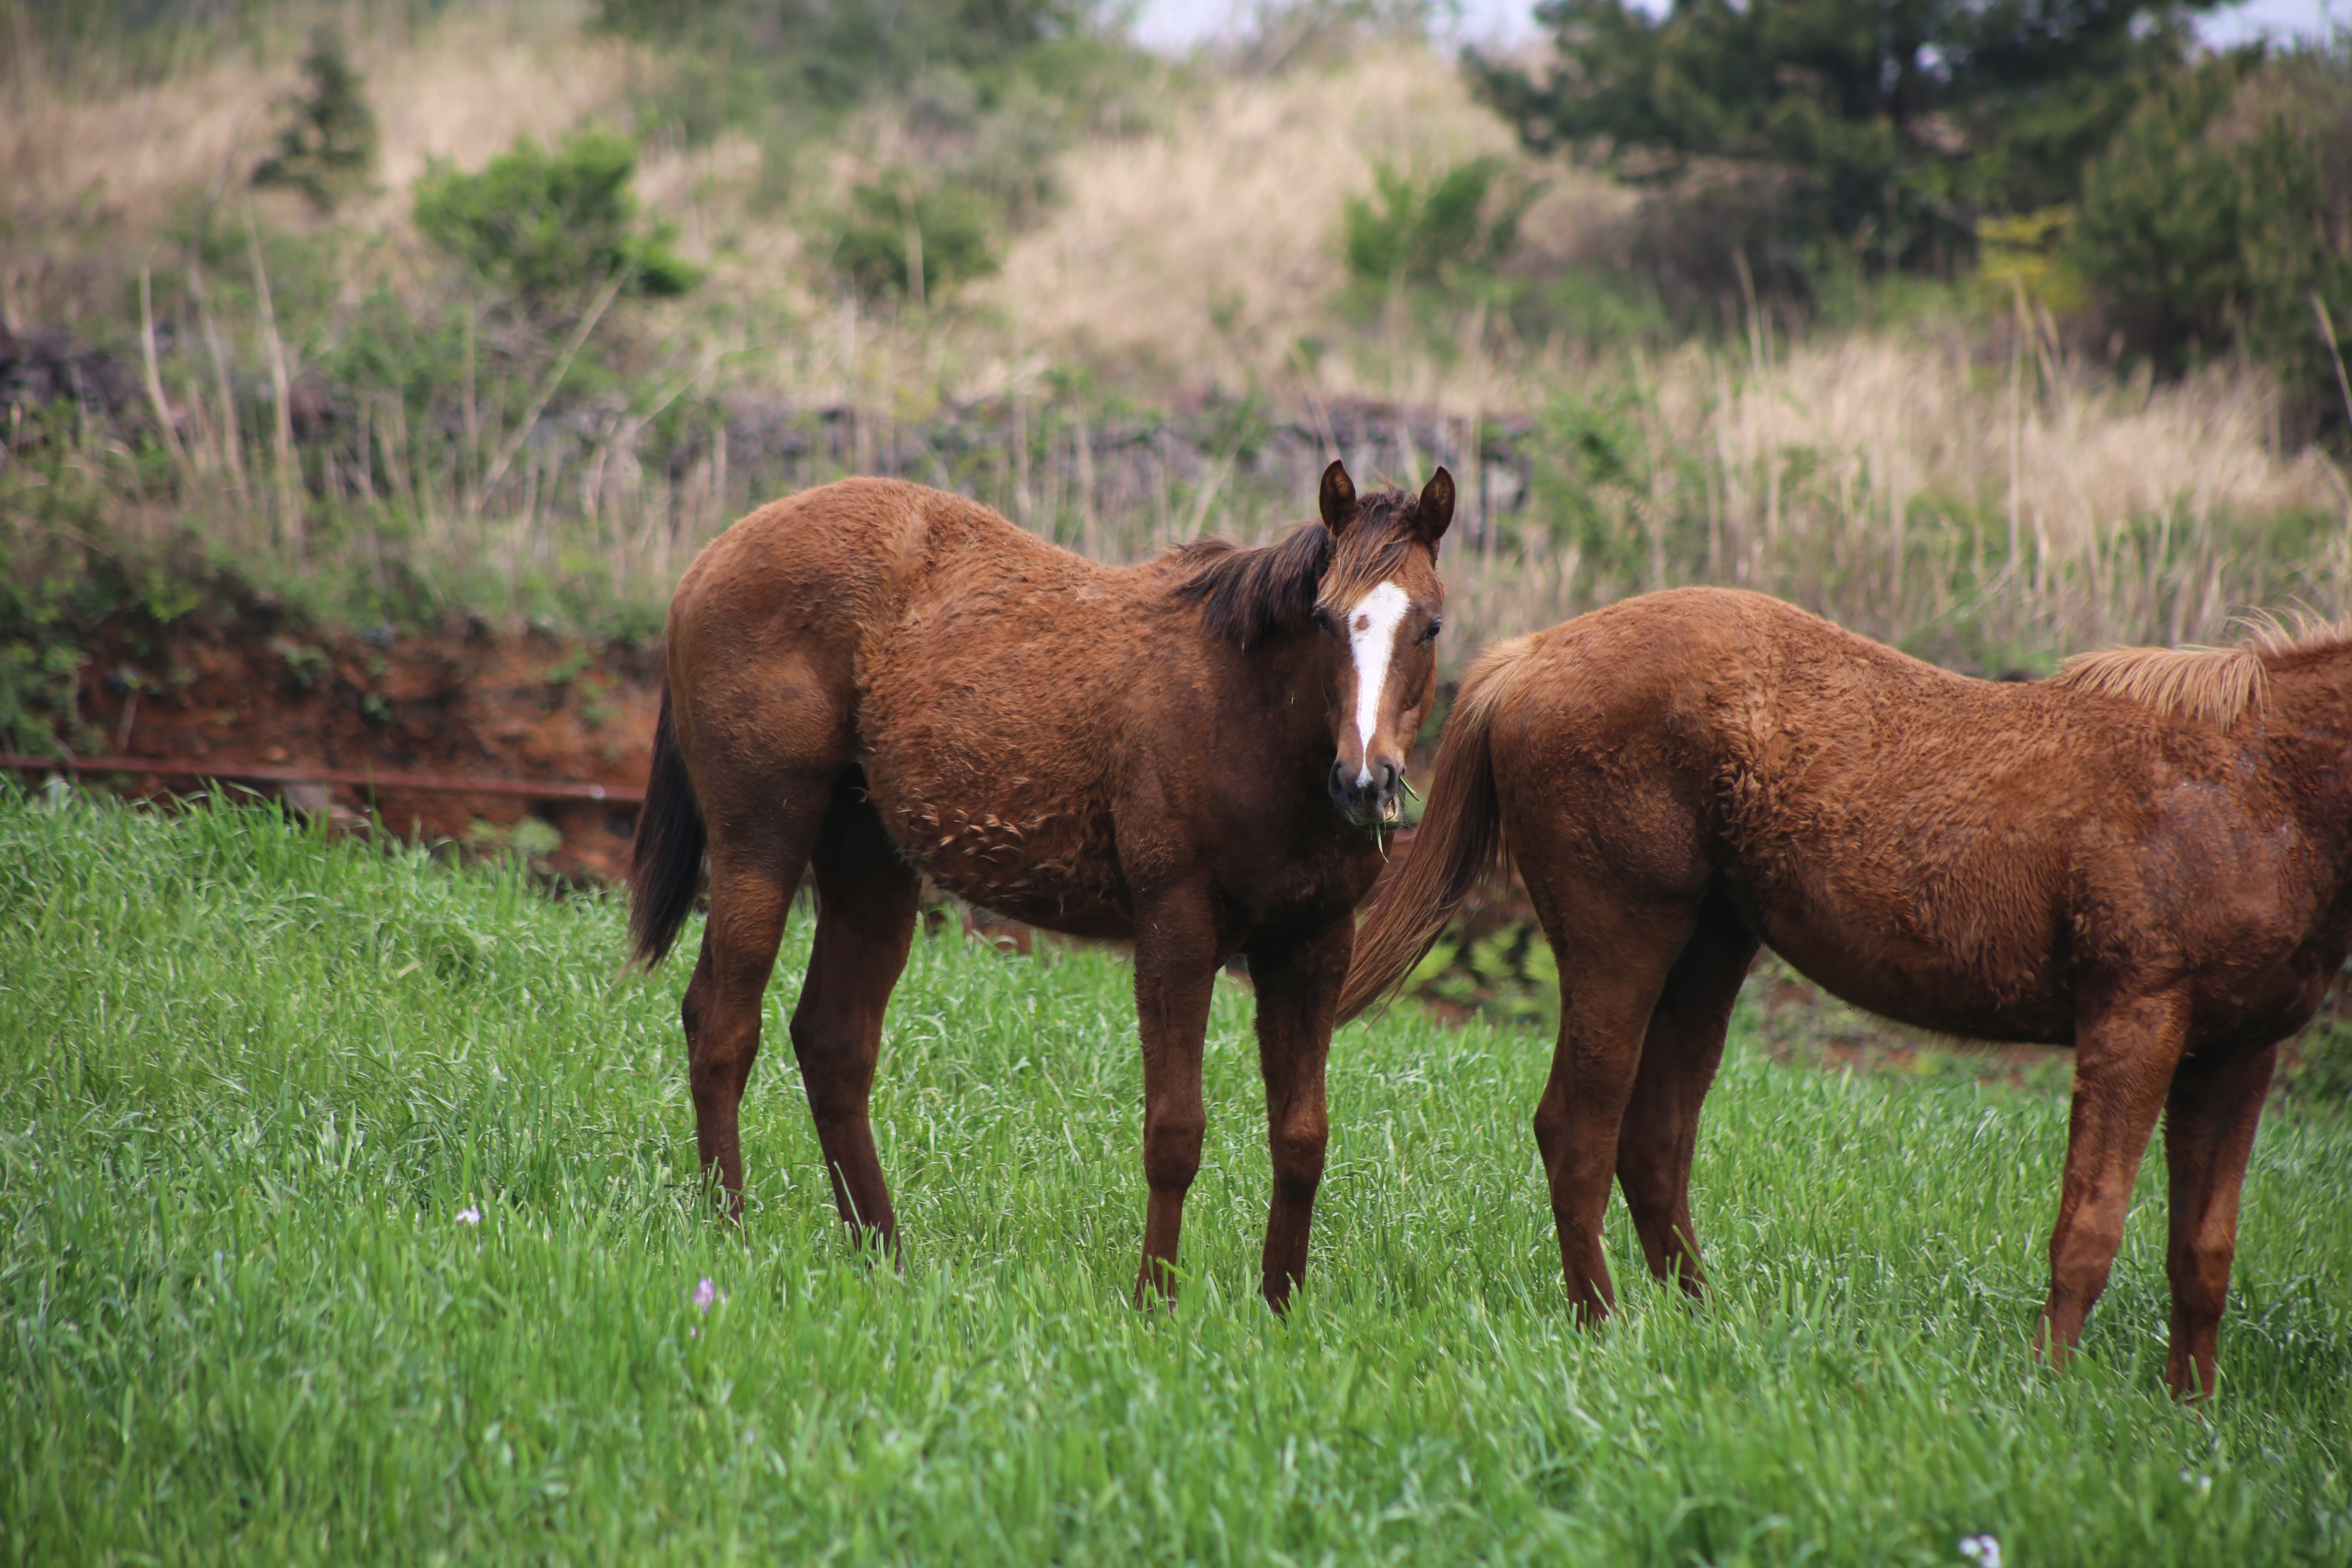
[1416,467,1455,545]
[1319,460,1359,537]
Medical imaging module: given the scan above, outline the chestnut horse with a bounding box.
[632,464,1453,1308]
[1341,586,2352,1394]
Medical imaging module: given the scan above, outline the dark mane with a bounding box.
[1173,488,1431,649]
[1172,523,1332,649]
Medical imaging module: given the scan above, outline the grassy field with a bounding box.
[4,793,2352,1565]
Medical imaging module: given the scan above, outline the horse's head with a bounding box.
[1312,460,1452,828]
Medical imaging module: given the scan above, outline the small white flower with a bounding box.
[1958,1535,2002,1568]
[2180,1468,2213,1496]
[455,1206,482,1226]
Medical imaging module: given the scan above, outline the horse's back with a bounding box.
[664,476,1189,932]
[1492,589,2093,1036]
[658,479,1008,801]
[1503,588,2344,1042]
[669,479,1002,650]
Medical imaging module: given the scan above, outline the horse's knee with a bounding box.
[2168,1237,2236,1322]
[1143,1112,1205,1195]
[689,1046,758,1100]
[1617,1160,1679,1224]
[1270,1111,1328,1199]
[685,992,760,1097]
[2048,1217,2125,1315]
[792,1029,876,1127]
[1531,1094,1568,1150]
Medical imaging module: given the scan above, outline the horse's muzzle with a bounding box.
[1329,756,1402,828]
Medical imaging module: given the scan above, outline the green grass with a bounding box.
[3,793,2350,1565]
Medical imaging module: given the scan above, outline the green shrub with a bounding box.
[822,175,1001,303]
[2072,43,2352,423]
[1341,158,1529,288]
[252,27,379,214]
[411,131,701,310]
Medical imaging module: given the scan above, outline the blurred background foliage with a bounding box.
[1477,0,2352,427]
[0,0,2346,673]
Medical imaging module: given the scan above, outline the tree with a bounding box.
[252,27,378,214]
[2072,42,2352,425]
[1472,0,2218,280]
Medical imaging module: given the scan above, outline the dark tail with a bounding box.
[1336,637,1532,1022]
[629,685,706,967]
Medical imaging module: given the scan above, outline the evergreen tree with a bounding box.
[252,28,379,215]
[1472,0,2218,277]
[2072,43,2352,423]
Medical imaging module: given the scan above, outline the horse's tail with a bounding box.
[1337,636,1534,1023]
[629,684,706,968]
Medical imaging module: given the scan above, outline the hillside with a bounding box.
[3,0,2348,749]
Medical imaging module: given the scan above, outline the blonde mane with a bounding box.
[2242,610,2352,660]
[2052,613,2352,730]
[2054,645,2267,729]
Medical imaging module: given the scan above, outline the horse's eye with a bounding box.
[1421,619,1443,644]
[1311,606,1337,637]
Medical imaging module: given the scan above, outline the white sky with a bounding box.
[1130,0,2343,55]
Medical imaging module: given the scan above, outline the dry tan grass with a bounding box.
[1693,333,2335,559]
[0,2,630,323]
[1646,327,2349,648]
[986,43,1625,394]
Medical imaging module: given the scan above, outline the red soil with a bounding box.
[46,609,663,884]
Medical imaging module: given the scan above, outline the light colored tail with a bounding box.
[1337,637,1535,1022]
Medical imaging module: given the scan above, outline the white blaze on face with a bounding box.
[1345,581,1412,787]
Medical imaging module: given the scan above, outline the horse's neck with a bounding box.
[2270,647,2352,741]
[2264,651,2352,854]
[1238,634,1339,758]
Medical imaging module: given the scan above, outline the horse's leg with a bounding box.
[1248,921,1351,1312]
[2036,989,2189,1367]
[1615,894,1757,1299]
[1131,883,1222,1307]
[789,774,922,1254]
[2159,1041,2278,1398]
[1527,885,1698,1324]
[682,795,830,1216]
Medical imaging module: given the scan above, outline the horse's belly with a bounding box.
[862,753,1132,934]
[1749,895,2077,1045]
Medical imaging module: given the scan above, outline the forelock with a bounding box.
[1319,486,1436,609]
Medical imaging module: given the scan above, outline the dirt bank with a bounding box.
[29,606,663,883]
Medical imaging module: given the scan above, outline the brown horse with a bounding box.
[1341,586,2352,1395]
[631,464,1453,1308]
